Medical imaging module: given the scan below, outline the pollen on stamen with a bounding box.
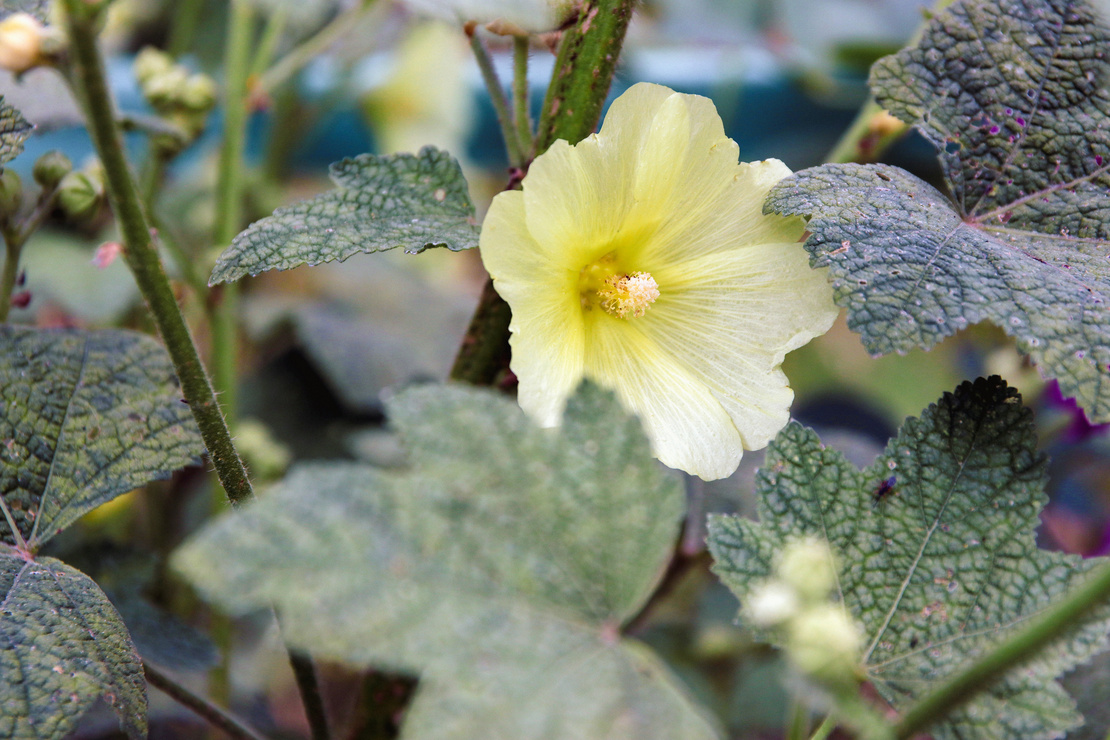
[598,272,660,319]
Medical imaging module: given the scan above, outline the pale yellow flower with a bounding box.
[480,82,838,480]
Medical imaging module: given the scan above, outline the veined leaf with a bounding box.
[767,0,1110,421]
[0,327,203,549]
[0,2,47,23]
[0,97,31,166]
[175,382,721,739]
[708,377,1110,740]
[209,147,479,285]
[0,553,146,739]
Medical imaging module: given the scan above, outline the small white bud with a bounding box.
[786,604,862,687]
[745,581,801,628]
[0,13,47,74]
[776,536,838,603]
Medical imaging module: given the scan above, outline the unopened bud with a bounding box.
[143,66,190,109]
[0,168,23,218]
[179,73,217,113]
[32,150,72,189]
[746,581,801,628]
[0,13,48,74]
[57,169,104,222]
[776,537,838,603]
[786,604,862,687]
[133,46,174,87]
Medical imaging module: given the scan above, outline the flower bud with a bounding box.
[745,581,801,628]
[133,47,174,87]
[179,73,217,114]
[0,13,48,74]
[786,604,862,688]
[143,66,190,109]
[0,168,22,218]
[57,169,104,222]
[776,537,838,603]
[32,150,72,189]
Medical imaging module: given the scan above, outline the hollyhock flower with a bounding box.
[480,82,838,479]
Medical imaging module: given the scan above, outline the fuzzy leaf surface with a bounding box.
[210,146,478,285]
[175,382,719,739]
[0,327,203,549]
[708,376,1110,740]
[767,0,1110,421]
[0,553,146,739]
[0,97,31,166]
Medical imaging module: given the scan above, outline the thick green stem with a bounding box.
[894,560,1110,739]
[512,36,534,159]
[450,0,636,386]
[145,662,270,740]
[60,0,254,506]
[468,27,524,168]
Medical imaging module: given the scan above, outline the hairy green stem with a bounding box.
[257,0,378,94]
[894,560,1110,738]
[450,0,636,386]
[59,0,254,506]
[145,662,270,740]
[512,36,534,158]
[288,651,331,740]
[0,239,23,323]
[468,27,524,168]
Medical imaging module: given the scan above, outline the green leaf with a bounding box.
[766,0,1110,421]
[708,377,1110,740]
[0,553,146,739]
[0,1,48,23]
[0,327,203,549]
[175,382,721,739]
[0,97,32,167]
[209,146,479,285]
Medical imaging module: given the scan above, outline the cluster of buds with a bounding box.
[0,13,64,75]
[746,537,863,691]
[0,150,76,227]
[133,47,217,154]
[57,158,105,223]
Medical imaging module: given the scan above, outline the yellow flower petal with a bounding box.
[479,82,839,480]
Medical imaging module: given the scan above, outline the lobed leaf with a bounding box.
[0,327,203,549]
[767,0,1110,421]
[209,147,479,285]
[708,376,1110,739]
[0,97,31,167]
[175,382,720,739]
[0,553,146,739]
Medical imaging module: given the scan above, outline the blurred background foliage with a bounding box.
[4,0,1109,737]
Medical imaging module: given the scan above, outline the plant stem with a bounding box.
[786,699,810,740]
[0,239,23,323]
[0,186,60,322]
[59,0,254,506]
[468,26,524,168]
[512,36,533,159]
[288,651,331,740]
[534,0,636,153]
[144,662,270,740]
[167,0,206,58]
[256,0,378,95]
[824,97,907,165]
[894,559,1110,738]
[450,0,636,386]
[809,716,836,740]
[249,7,288,81]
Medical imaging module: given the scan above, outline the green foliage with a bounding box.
[0,327,203,549]
[0,97,31,167]
[0,1,47,23]
[766,0,1110,421]
[174,382,721,739]
[0,553,146,739]
[209,146,479,285]
[708,377,1110,740]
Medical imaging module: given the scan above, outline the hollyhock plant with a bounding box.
[480,82,838,480]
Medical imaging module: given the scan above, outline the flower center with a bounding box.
[579,256,659,319]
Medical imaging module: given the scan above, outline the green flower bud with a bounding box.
[144,66,189,110]
[32,150,72,189]
[57,169,104,222]
[786,604,862,688]
[776,537,838,604]
[179,73,217,113]
[0,168,22,218]
[133,46,174,87]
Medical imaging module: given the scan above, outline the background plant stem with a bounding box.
[145,662,270,740]
[59,0,254,507]
[513,36,534,157]
[468,28,524,168]
[450,0,636,386]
